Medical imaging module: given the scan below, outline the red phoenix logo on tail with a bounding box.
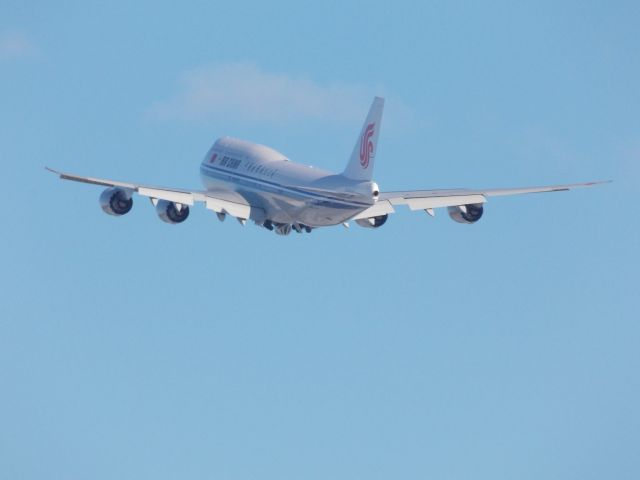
[360,123,375,169]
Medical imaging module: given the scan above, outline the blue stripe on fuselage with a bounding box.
[200,163,371,209]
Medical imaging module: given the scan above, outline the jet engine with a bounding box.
[355,214,388,228]
[100,187,133,216]
[447,203,484,224]
[156,200,190,224]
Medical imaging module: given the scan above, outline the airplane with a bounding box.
[47,97,607,235]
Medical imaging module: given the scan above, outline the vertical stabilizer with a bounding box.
[342,97,384,181]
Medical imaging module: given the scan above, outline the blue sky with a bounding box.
[1,1,639,479]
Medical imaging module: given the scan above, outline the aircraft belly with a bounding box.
[296,203,361,226]
[245,188,360,226]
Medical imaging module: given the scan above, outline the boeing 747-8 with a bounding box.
[47,97,606,235]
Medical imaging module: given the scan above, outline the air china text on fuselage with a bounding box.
[47,96,607,236]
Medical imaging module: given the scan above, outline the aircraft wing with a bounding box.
[352,180,609,220]
[45,167,256,220]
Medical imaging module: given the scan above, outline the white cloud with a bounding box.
[149,63,380,125]
[0,30,37,60]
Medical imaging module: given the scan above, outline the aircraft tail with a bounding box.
[342,96,384,181]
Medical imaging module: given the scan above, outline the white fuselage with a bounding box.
[200,137,376,227]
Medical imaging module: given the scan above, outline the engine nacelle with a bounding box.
[100,187,133,216]
[448,203,484,224]
[355,214,389,229]
[156,200,190,224]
